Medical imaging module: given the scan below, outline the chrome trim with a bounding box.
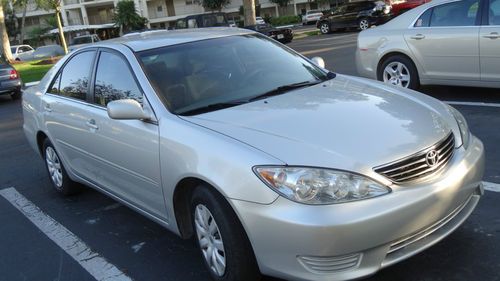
[374,133,455,183]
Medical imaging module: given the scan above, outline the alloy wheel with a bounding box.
[45,146,63,188]
[383,62,411,88]
[320,23,330,34]
[359,19,369,30]
[195,204,226,277]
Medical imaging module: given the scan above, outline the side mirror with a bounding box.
[107,99,150,120]
[311,57,326,69]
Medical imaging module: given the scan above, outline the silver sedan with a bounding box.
[356,0,500,89]
[23,28,484,281]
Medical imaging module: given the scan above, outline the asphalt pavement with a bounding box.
[1,32,500,281]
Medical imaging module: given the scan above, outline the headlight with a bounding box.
[253,166,391,205]
[447,105,470,149]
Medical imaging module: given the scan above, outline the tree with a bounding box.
[0,2,14,61]
[113,0,147,34]
[16,0,29,44]
[270,0,292,15]
[199,0,230,12]
[243,0,256,25]
[35,0,68,54]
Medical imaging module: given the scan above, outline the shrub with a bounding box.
[269,15,301,26]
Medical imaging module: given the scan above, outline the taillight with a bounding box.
[9,69,19,80]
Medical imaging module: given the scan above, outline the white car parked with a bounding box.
[302,10,324,25]
[256,16,266,24]
[10,45,35,61]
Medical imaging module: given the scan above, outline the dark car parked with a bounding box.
[244,24,294,43]
[0,59,22,100]
[317,1,392,34]
[175,12,229,29]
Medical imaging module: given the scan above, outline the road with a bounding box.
[1,32,500,281]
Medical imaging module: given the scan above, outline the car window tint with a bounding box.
[429,0,479,26]
[490,0,500,25]
[94,51,143,106]
[414,8,432,27]
[58,51,95,101]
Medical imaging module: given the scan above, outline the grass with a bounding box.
[13,60,55,83]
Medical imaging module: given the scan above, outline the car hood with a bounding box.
[181,75,459,178]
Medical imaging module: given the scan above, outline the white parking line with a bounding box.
[0,187,132,281]
[483,181,500,192]
[445,101,500,108]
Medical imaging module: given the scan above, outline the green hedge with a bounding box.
[269,15,301,26]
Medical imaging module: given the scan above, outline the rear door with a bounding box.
[404,0,481,80]
[479,0,500,81]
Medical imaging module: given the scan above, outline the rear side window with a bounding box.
[429,0,479,26]
[55,51,95,101]
[93,51,143,106]
[414,8,432,27]
[490,0,500,25]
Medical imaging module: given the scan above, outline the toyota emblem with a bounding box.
[425,150,439,167]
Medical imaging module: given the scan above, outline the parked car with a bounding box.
[10,45,35,61]
[317,1,392,34]
[389,0,432,16]
[356,0,500,89]
[0,59,21,100]
[228,20,237,27]
[244,24,293,43]
[68,34,101,52]
[256,16,266,24]
[33,45,65,60]
[302,10,324,25]
[175,12,229,29]
[23,28,484,281]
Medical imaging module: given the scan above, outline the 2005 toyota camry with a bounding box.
[23,29,484,281]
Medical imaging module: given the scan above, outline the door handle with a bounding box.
[410,34,425,40]
[483,32,500,39]
[86,119,99,130]
[44,104,53,112]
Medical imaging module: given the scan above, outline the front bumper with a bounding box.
[231,135,484,281]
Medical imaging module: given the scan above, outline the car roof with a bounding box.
[95,28,256,52]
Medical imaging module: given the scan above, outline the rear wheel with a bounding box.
[191,186,260,281]
[43,139,81,196]
[11,90,21,100]
[319,22,331,34]
[358,18,370,30]
[378,55,420,90]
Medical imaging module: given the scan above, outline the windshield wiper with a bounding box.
[176,100,247,116]
[248,80,323,102]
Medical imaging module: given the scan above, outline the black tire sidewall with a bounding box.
[190,186,260,281]
[11,90,21,100]
[378,55,420,90]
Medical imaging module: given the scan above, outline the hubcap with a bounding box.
[194,204,226,277]
[383,62,411,88]
[45,147,63,188]
[320,23,329,33]
[360,20,369,30]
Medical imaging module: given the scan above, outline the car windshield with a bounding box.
[138,34,330,115]
[71,37,91,45]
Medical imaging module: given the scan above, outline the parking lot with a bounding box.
[1,31,500,281]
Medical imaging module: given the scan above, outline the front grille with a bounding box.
[297,253,361,273]
[374,133,455,183]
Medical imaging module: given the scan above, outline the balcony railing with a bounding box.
[88,14,114,25]
[64,0,80,5]
[68,17,83,25]
[148,10,168,19]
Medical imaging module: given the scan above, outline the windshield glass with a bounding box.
[71,36,91,45]
[139,34,329,115]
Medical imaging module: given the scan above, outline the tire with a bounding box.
[191,186,260,281]
[11,90,21,100]
[358,18,370,30]
[319,21,331,34]
[42,139,81,196]
[377,55,420,90]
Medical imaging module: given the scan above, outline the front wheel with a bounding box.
[319,22,331,34]
[358,18,370,30]
[191,186,260,281]
[378,55,420,89]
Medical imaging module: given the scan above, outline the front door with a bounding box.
[480,0,500,81]
[404,0,481,81]
[83,49,165,219]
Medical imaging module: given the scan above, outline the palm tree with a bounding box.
[114,0,147,35]
[35,0,67,54]
[17,0,28,44]
[0,3,14,62]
